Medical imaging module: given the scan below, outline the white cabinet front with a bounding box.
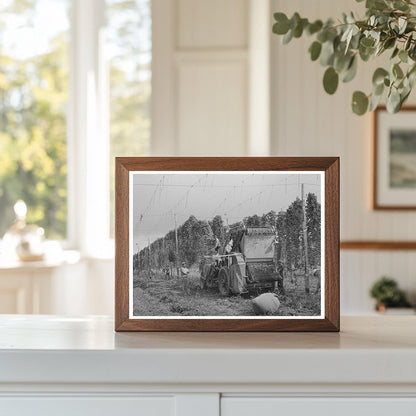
[221,397,416,416]
[0,396,175,416]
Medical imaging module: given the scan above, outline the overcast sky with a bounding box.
[132,172,322,252]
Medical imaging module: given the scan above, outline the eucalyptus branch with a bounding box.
[272,0,416,115]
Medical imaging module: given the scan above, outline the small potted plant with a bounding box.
[370,276,413,313]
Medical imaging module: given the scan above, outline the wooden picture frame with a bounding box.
[115,157,339,332]
[373,106,416,210]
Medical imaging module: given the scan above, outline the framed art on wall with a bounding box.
[115,157,339,331]
[374,106,416,210]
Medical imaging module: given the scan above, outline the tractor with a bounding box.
[199,226,281,296]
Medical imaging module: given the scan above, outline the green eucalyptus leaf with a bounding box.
[317,29,329,43]
[397,79,405,89]
[307,20,323,35]
[347,13,356,24]
[293,18,309,37]
[342,56,358,83]
[360,37,375,48]
[408,63,416,78]
[391,47,399,59]
[409,44,416,60]
[383,37,396,50]
[323,67,339,94]
[393,0,409,11]
[359,44,375,61]
[309,41,322,61]
[369,92,383,111]
[408,70,416,88]
[405,34,413,51]
[393,63,404,79]
[334,52,350,72]
[343,25,359,53]
[282,29,293,44]
[352,91,369,115]
[398,17,407,34]
[387,87,401,113]
[401,89,411,105]
[341,26,352,41]
[320,40,335,66]
[374,82,385,96]
[333,35,341,51]
[366,0,388,10]
[350,32,361,49]
[390,21,400,34]
[290,12,301,29]
[372,67,389,85]
[273,13,290,35]
[399,49,408,63]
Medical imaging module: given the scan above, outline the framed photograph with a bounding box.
[115,157,339,332]
[374,106,416,209]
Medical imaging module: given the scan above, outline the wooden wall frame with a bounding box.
[341,241,416,250]
[373,106,416,210]
[115,157,340,332]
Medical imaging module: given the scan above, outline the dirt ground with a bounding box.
[132,266,321,317]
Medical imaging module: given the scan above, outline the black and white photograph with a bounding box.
[129,171,324,318]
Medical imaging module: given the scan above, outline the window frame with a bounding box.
[1,0,153,258]
[67,0,111,257]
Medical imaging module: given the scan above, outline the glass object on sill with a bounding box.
[3,200,45,262]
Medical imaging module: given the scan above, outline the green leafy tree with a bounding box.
[168,248,176,264]
[107,0,151,236]
[306,193,321,267]
[262,210,277,227]
[285,198,304,270]
[0,0,151,239]
[244,214,263,227]
[210,215,226,248]
[275,210,287,263]
[0,3,69,238]
[179,215,212,265]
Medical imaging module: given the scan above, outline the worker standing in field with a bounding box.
[276,260,285,294]
[214,237,221,254]
[180,261,190,294]
[225,238,233,254]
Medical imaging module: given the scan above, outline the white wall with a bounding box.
[152,0,271,157]
[271,0,416,313]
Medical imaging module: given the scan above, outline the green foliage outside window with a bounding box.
[107,0,151,237]
[0,1,69,238]
[0,0,151,240]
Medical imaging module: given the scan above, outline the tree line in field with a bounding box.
[133,193,321,274]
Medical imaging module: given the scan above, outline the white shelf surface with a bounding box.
[0,315,415,387]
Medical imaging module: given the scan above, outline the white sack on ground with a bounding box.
[252,293,280,315]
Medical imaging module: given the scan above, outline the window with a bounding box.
[0,0,151,252]
[0,0,70,239]
[106,0,151,237]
